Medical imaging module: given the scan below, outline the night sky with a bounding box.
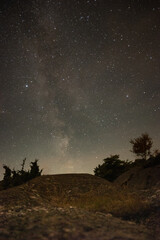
[0,0,160,178]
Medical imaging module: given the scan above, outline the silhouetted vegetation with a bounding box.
[94,133,160,181]
[143,153,160,168]
[3,165,12,189]
[2,159,42,190]
[94,155,132,182]
[130,133,153,160]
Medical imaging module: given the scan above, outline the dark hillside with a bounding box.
[0,173,154,240]
[114,164,160,190]
[0,174,111,207]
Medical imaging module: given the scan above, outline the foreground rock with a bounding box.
[0,206,152,240]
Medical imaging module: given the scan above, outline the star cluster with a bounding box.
[0,0,159,177]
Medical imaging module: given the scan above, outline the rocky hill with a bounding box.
[0,173,159,240]
[114,164,160,190]
[0,174,111,207]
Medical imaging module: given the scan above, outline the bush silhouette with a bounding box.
[94,134,160,182]
[2,159,42,190]
[94,155,132,182]
[3,165,12,189]
[130,133,153,160]
[143,153,160,168]
[30,159,43,179]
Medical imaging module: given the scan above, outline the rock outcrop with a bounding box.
[115,164,160,190]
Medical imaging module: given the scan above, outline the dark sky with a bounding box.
[0,0,159,177]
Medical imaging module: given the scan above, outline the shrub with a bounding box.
[130,133,153,160]
[94,155,132,182]
[29,159,42,180]
[2,159,42,190]
[3,165,12,189]
[144,153,160,168]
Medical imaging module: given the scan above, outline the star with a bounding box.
[0,0,159,176]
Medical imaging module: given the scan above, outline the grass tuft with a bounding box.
[55,187,150,222]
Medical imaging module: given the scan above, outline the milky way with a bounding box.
[0,0,160,177]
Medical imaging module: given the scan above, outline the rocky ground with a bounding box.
[0,205,153,240]
[0,173,160,240]
[139,188,160,240]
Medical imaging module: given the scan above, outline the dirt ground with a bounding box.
[0,205,153,240]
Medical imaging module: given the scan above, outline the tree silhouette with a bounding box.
[130,133,153,160]
[94,155,131,182]
[29,159,42,179]
[2,159,43,190]
[3,165,12,189]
